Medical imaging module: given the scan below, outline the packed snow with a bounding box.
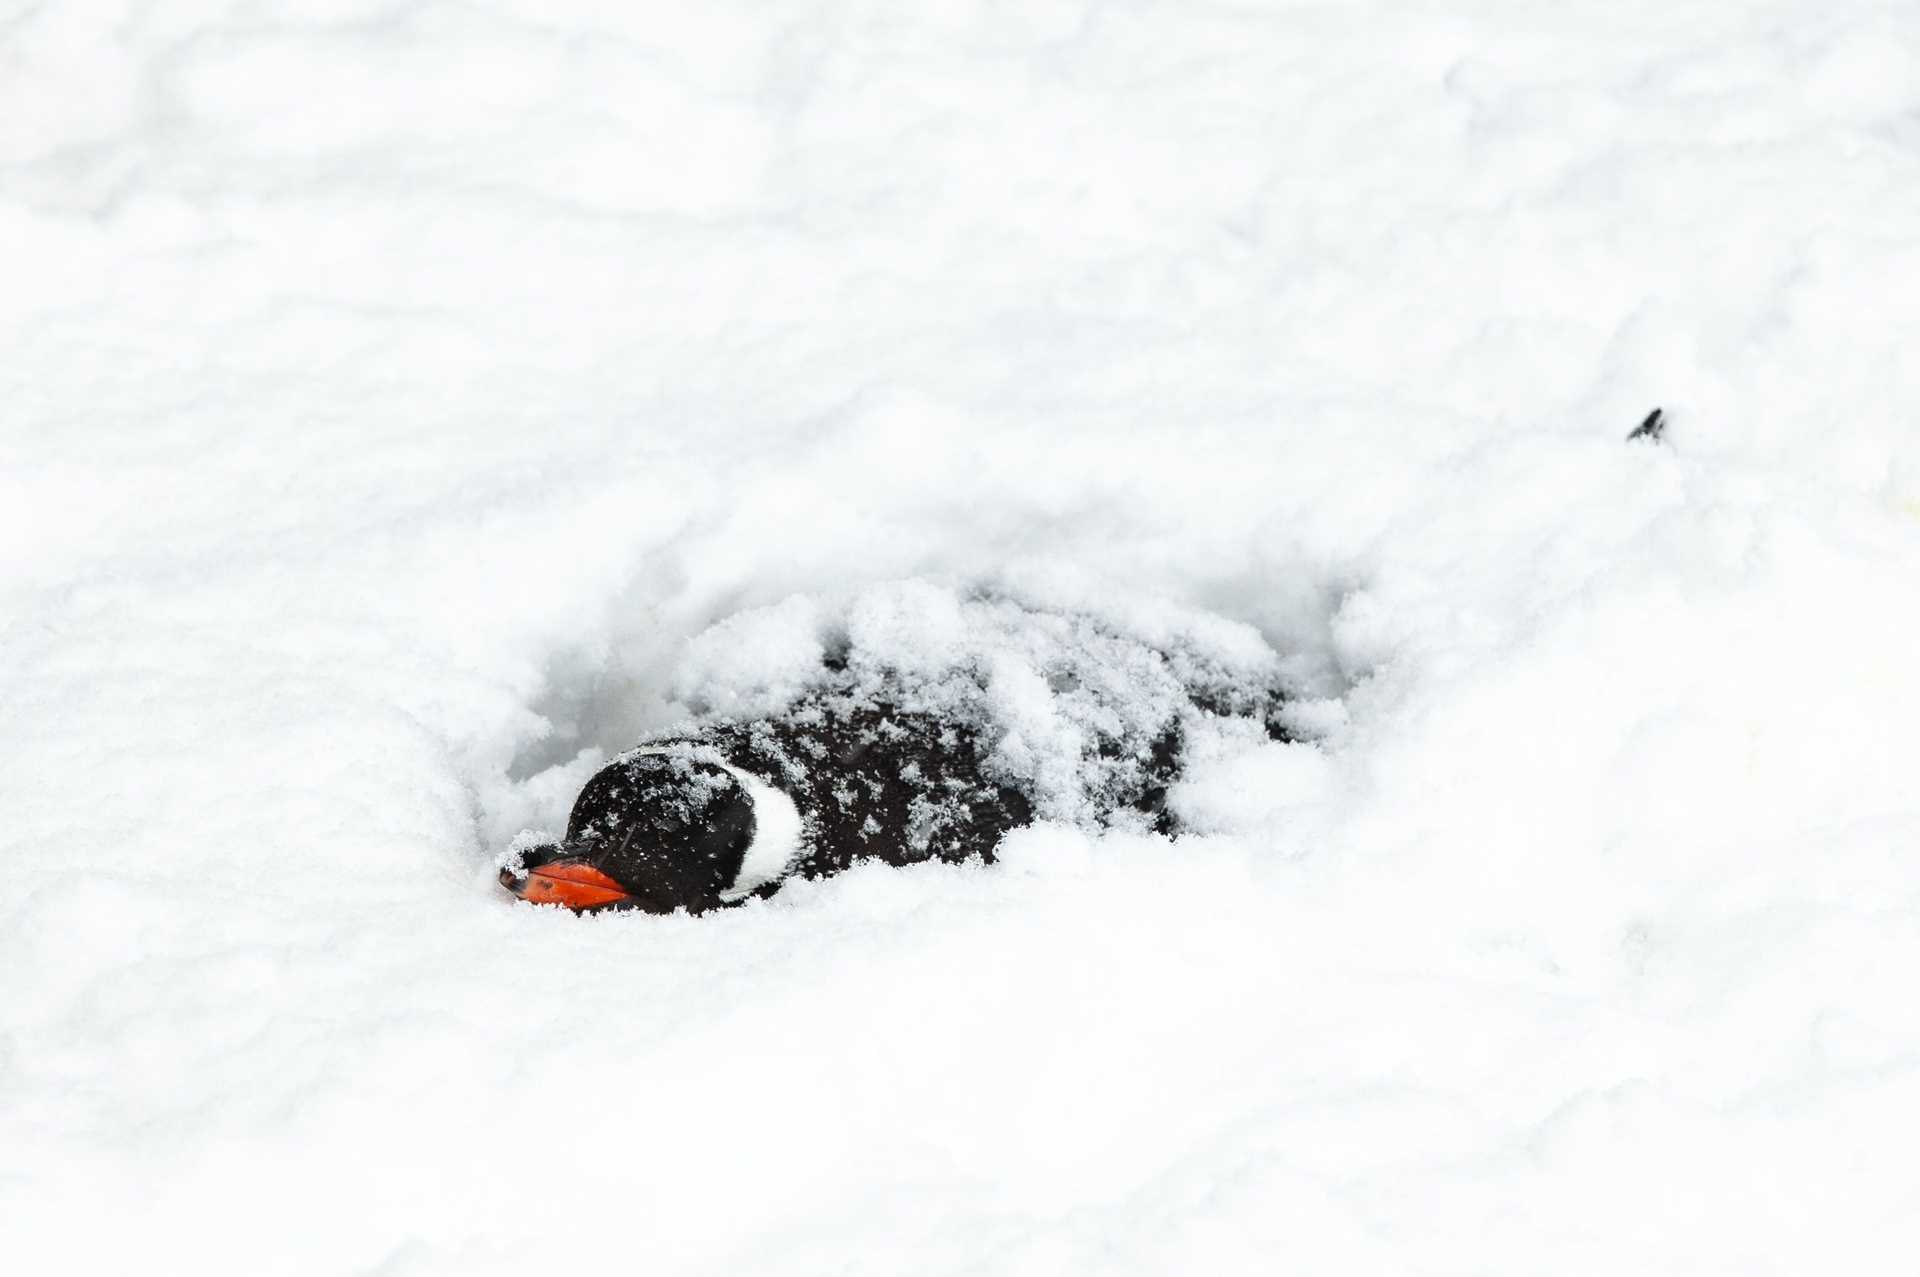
[5,1,1920,1272]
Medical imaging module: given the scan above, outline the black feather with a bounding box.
[1628,407,1666,442]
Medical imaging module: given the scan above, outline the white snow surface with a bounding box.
[5,1,1920,1272]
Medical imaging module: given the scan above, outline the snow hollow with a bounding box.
[4,2,1920,1273]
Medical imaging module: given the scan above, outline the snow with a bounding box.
[668,587,1287,830]
[4,0,1920,1272]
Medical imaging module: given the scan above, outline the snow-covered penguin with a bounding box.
[499,591,1295,914]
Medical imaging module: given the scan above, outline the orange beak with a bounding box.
[499,859,632,911]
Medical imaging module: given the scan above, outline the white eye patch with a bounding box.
[715,762,803,901]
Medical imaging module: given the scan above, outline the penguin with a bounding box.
[499,698,1041,913]
[498,601,1292,915]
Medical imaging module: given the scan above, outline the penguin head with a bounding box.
[500,749,759,914]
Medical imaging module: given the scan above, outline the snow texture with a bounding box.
[653,587,1290,838]
[5,1,1920,1273]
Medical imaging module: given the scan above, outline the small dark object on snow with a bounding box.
[1627,407,1666,443]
